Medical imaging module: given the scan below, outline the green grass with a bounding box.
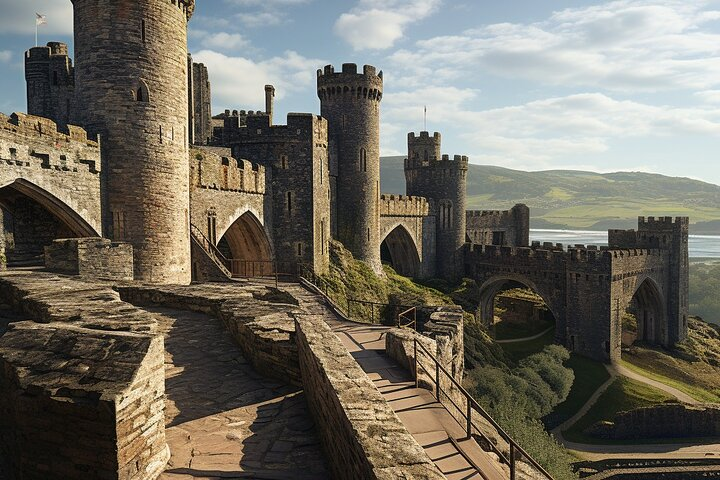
[499,328,555,362]
[493,320,553,341]
[620,358,720,404]
[545,355,610,430]
[563,376,675,444]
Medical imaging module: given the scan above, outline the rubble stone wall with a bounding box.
[45,237,134,281]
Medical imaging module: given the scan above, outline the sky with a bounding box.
[1,1,720,185]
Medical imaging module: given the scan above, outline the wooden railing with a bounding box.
[414,339,554,480]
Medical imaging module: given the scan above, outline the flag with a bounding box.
[36,13,47,26]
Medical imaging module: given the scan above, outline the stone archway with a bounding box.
[380,224,421,277]
[0,179,98,266]
[477,275,559,331]
[623,277,665,346]
[217,211,273,276]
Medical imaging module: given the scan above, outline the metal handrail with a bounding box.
[413,339,554,480]
[397,306,417,329]
[298,264,420,325]
[190,223,232,277]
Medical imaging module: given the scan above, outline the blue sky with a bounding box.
[2,0,720,186]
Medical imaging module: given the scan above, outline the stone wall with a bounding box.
[222,113,331,274]
[295,313,444,480]
[0,272,166,480]
[589,403,720,440]
[405,140,468,282]
[188,57,213,146]
[466,204,530,247]
[118,284,303,386]
[44,237,134,281]
[24,42,74,129]
[0,112,102,236]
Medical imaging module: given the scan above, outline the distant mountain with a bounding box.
[380,156,720,234]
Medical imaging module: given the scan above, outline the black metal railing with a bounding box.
[397,306,417,329]
[297,263,422,328]
[413,339,554,480]
[190,223,232,276]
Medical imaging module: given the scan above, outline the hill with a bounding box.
[381,156,720,233]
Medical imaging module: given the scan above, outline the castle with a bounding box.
[3,1,688,363]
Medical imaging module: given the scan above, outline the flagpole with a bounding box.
[35,20,38,47]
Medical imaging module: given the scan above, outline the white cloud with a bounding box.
[193,31,250,51]
[0,51,11,63]
[382,88,720,168]
[335,0,440,50]
[192,49,325,111]
[224,0,311,27]
[388,0,720,92]
[0,0,73,36]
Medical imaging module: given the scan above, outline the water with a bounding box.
[530,229,720,259]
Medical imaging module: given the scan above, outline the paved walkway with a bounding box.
[148,307,328,480]
[284,283,508,480]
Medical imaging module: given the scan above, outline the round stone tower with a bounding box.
[71,0,194,284]
[405,132,468,281]
[317,63,383,273]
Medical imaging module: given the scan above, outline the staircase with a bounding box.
[190,223,233,279]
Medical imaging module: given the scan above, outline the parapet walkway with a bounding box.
[282,283,507,480]
[150,306,329,480]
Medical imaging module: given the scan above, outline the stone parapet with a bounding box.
[117,284,303,386]
[0,272,166,480]
[295,314,444,480]
[44,237,133,281]
[379,194,429,217]
[191,148,265,194]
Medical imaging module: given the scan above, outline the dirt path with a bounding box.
[495,326,554,344]
[613,362,699,405]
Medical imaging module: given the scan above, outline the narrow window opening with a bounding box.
[321,220,326,255]
[137,88,145,102]
[360,148,367,172]
[141,20,146,43]
[287,191,293,214]
[113,211,126,240]
[9,148,17,160]
[159,125,163,143]
[367,228,370,242]
[280,155,288,169]
[297,243,303,257]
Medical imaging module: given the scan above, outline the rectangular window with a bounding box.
[141,20,146,43]
[287,191,293,214]
[321,220,325,255]
[9,148,16,160]
[297,243,303,257]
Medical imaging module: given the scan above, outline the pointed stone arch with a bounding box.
[477,274,559,330]
[217,210,273,276]
[380,224,421,277]
[624,277,666,346]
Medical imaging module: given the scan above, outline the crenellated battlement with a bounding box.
[25,42,70,61]
[468,209,514,217]
[408,131,441,141]
[224,113,327,146]
[170,0,195,20]
[405,153,469,170]
[191,148,265,194]
[0,112,100,174]
[379,194,429,217]
[316,64,383,103]
[638,216,690,229]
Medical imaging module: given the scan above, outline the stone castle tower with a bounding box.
[24,42,74,130]
[317,64,383,273]
[71,0,194,284]
[405,132,468,280]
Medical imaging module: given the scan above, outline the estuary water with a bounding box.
[530,229,720,259]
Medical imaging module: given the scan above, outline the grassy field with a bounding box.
[499,328,556,362]
[380,156,720,233]
[619,359,720,403]
[563,376,675,444]
[621,318,720,404]
[545,355,610,430]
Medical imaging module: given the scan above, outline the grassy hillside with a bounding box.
[381,156,720,233]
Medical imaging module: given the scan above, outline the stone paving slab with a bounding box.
[144,307,328,480]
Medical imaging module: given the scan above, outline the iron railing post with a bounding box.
[466,400,472,439]
[414,339,418,389]
[435,361,440,400]
[510,444,516,480]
